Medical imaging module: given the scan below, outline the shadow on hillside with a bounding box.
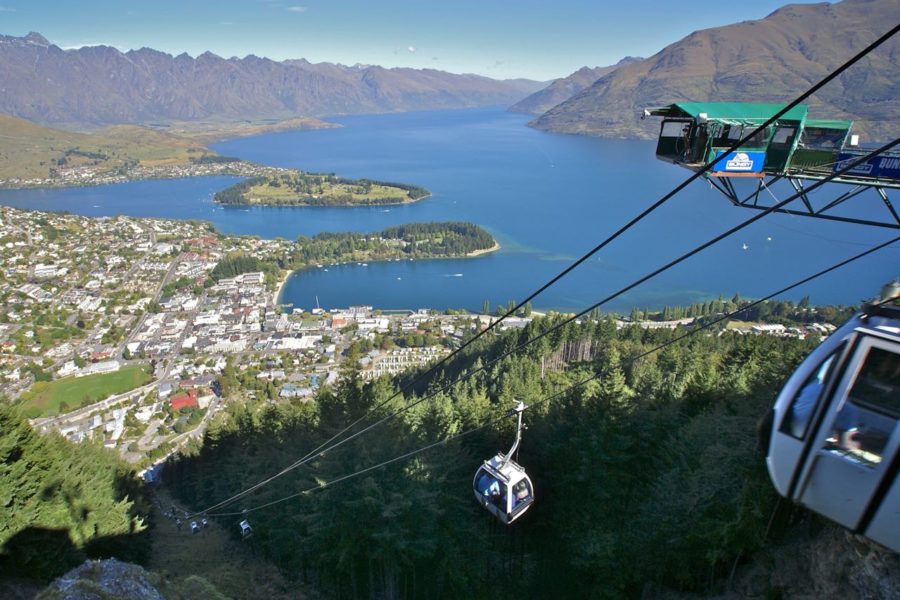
[0,524,152,583]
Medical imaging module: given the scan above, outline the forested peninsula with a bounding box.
[213,172,430,207]
[210,222,497,288]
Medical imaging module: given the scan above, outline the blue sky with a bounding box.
[0,0,833,80]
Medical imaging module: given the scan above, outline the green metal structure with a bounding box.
[644,102,899,229]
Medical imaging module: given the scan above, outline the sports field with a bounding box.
[21,364,153,418]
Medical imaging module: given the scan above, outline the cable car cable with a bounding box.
[316,19,900,464]
[188,27,899,515]
[201,235,898,519]
[269,138,900,477]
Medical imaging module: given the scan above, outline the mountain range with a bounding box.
[0,32,543,129]
[527,0,900,141]
[2,0,897,141]
[508,57,642,116]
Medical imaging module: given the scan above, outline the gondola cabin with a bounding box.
[474,454,534,525]
[473,400,535,525]
[643,102,900,184]
[765,296,900,553]
[239,519,253,539]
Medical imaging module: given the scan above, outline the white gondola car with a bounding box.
[190,520,200,534]
[764,295,899,553]
[239,519,253,539]
[473,454,534,525]
[473,401,534,525]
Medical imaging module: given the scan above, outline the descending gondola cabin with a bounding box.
[765,296,900,553]
[473,401,535,524]
[474,454,534,525]
[239,519,253,539]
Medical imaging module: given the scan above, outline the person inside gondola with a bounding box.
[513,480,530,507]
[477,471,504,507]
[825,348,899,464]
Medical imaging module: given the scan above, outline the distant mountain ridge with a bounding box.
[509,57,642,115]
[0,32,543,128]
[530,0,900,141]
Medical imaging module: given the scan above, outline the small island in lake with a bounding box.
[213,172,430,207]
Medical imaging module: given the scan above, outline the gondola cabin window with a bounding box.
[781,350,840,439]
[823,345,900,467]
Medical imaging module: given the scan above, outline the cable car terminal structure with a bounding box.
[643,102,900,229]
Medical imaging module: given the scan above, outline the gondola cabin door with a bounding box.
[795,334,900,546]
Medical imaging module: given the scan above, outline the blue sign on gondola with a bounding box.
[834,153,900,181]
[713,151,766,173]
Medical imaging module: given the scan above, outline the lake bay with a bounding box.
[0,107,895,313]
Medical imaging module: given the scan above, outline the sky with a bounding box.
[0,0,836,80]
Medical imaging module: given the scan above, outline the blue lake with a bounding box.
[0,107,896,312]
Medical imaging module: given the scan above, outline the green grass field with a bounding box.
[20,364,153,418]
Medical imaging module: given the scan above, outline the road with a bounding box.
[120,252,184,352]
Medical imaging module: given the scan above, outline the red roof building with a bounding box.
[170,389,199,411]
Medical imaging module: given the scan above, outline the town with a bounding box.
[0,207,524,466]
[0,205,841,468]
[0,158,294,189]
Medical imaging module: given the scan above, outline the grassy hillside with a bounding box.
[0,114,218,180]
[144,489,307,600]
[163,116,341,144]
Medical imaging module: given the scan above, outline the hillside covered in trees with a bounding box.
[0,406,150,581]
[162,313,862,597]
[3,302,898,597]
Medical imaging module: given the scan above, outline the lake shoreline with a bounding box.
[467,241,500,257]
[277,239,500,311]
[274,270,292,307]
